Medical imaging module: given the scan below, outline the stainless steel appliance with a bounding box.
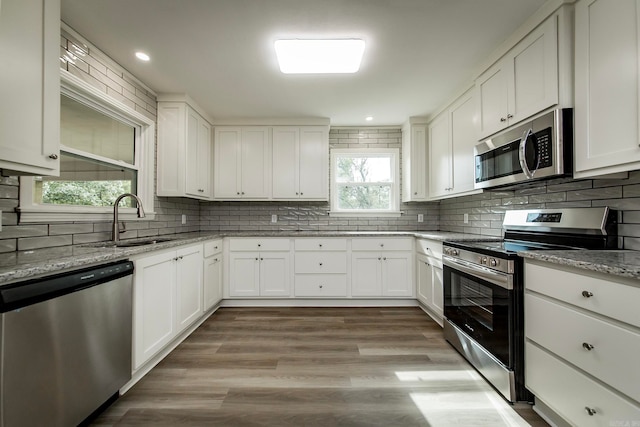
[442,207,617,403]
[0,261,134,427]
[474,108,573,189]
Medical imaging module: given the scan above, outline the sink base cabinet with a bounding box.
[132,244,203,370]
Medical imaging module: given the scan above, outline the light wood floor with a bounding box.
[92,307,549,426]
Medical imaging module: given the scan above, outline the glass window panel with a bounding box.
[61,95,135,164]
[336,156,391,183]
[35,152,137,207]
[336,184,391,210]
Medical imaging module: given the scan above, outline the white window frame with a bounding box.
[18,70,156,223]
[329,148,401,217]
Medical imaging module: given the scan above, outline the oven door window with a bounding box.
[444,265,511,366]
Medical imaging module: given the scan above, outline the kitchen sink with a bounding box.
[87,238,175,248]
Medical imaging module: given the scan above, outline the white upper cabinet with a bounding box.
[157,99,213,200]
[0,0,60,176]
[429,89,480,200]
[574,0,640,178]
[477,15,559,139]
[401,118,428,202]
[272,126,329,200]
[214,126,271,199]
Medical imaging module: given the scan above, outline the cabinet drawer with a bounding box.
[295,238,347,251]
[526,343,640,427]
[526,293,640,400]
[525,262,640,328]
[351,238,413,251]
[295,252,347,274]
[229,238,290,252]
[416,239,442,258]
[294,275,347,297]
[204,239,222,257]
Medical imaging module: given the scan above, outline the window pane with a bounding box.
[36,152,137,207]
[336,156,391,183]
[61,95,135,164]
[337,184,391,210]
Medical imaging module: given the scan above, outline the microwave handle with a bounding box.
[519,128,535,179]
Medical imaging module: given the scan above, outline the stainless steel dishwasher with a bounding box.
[0,260,133,427]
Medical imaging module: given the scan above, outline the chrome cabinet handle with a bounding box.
[500,117,507,122]
[582,342,594,351]
[507,114,513,119]
[48,154,59,159]
[582,291,594,298]
[585,407,597,416]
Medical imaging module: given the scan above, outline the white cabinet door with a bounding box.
[157,103,185,196]
[214,127,241,198]
[402,120,428,202]
[229,252,260,296]
[185,109,212,199]
[241,127,270,198]
[351,253,382,296]
[428,111,452,199]
[432,265,444,319]
[416,254,432,306]
[203,254,222,311]
[175,245,203,332]
[298,126,329,199]
[574,0,640,177]
[260,252,290,297]
[0,0,60,175]
[272,127,299,198]
[382,253,413,297]
[449,90,477,195]
[477,16,558,139]
[133,251,176,370]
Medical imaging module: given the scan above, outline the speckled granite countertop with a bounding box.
[0,231,498,286]
[518,250,640,280]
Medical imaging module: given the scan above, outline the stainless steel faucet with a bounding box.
[112,193,146,242]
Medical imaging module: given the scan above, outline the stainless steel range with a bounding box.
[442,207,618,403]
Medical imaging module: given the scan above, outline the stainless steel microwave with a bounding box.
[474,109,573,189]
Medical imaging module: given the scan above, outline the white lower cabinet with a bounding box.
[416,253,443,324]
[524,260,640,425]
[350,238,414,297]
[203,240,223,311]
[293,238,347,297]
[228,238,291,297]
[132,243,203,370]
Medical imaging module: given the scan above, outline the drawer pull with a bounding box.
[582,290,594,298]
[319,244,323,248]
[319,285,323,289]
[582,342,594,351]
[584,407,597,416]
[319,263,323,266]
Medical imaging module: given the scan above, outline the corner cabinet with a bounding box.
[524,260,640,426]
[574,0,640,178]
[401,118,428,202]
[214,127,271,199]
[476,14,559,139]
[157,99,213,200]
[132,243,203,370]
[272,126,329,200]
[428,89,480,200]
[0,0,60,176]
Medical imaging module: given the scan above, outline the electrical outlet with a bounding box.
[181,214,187,225]
[271,214,278,223]
[463,213,469,224]
[417,214,424,223]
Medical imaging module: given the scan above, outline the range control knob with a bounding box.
[489,258,498,267]
[480,256,488,265]
[451,249,459,256]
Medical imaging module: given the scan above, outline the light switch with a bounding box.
[463,213,469,224]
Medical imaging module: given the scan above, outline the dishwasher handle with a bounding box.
[0,260,133,313]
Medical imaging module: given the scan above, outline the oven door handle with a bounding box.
[443,256,513,290]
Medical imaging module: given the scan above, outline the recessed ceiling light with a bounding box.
[365,116,373,121]
[274,39,365,74]
[135,51,150,61]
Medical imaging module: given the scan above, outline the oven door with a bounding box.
[443,256,513,367]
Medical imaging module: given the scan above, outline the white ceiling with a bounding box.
[61,0,547,126]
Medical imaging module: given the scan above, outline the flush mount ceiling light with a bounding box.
[135,51,150,61]
[365,116,373,121]
[274,39,365,74]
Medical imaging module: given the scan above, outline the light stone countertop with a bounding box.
[0,230,499,286]
[518,250,640,280]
